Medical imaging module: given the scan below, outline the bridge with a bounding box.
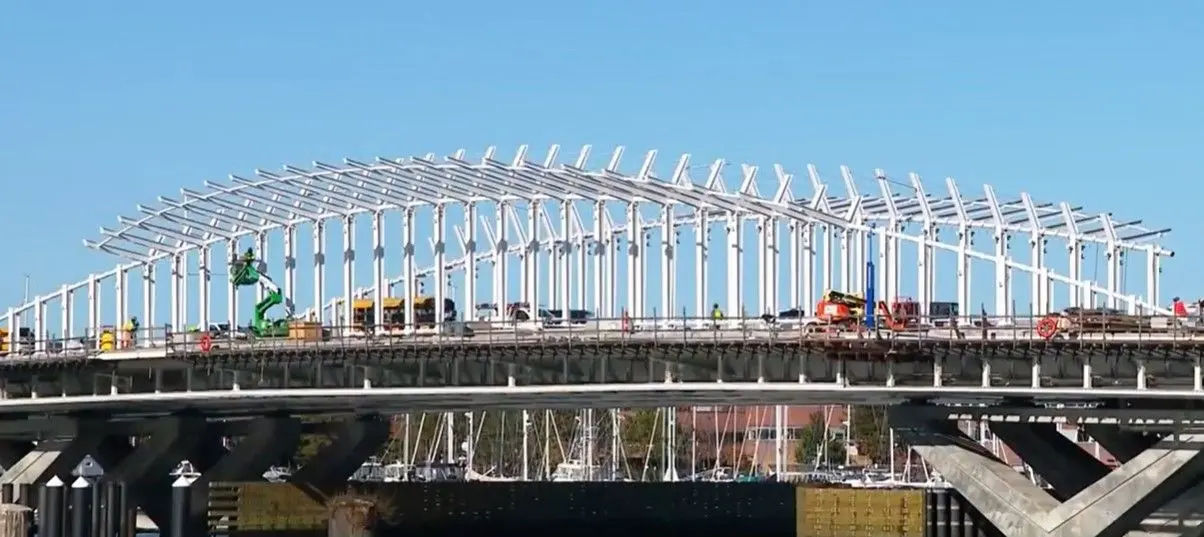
[0,145,1199,537]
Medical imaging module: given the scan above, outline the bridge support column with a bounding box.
[891,407,1204,537]
[0,420,131,487]
[290,415,390,501]
[104,415,208,530]
[989,422,1109,498]
[187,416,303,534]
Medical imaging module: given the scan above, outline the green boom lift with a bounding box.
[230,248,294,338]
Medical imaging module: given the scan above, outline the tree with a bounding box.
[793,411,846,468]
[849,405,891,464]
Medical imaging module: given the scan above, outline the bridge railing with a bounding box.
[4,311,1204,359]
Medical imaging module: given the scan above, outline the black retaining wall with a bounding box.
[214,481,997,537]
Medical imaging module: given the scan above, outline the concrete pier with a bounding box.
[0,413,385,536]
[891,406,1204,537]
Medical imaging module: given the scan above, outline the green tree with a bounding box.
[849,405,890,464]
[793,411,846,468]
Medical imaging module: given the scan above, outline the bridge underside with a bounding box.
[894,405,1204,537]
[0,415,387,537]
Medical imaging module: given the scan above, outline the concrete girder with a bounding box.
[0,420,132,486]
[104,415,208,529]
[0,441,32,469]
[1083,424,1164,463]
[892,408,1204,537]
[290,415,389,501]
[990,422,1109,499]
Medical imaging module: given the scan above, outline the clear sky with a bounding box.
[1,1,1201,318]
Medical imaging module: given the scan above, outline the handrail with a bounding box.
[0,311,1201,361]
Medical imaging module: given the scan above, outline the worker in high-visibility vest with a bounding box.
[711,303,724,329]
[123,316,139,349]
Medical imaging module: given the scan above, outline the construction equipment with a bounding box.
[230,249,294,338]
[815,290,869,324]
[0,328,34,355]
[351,296,456,330]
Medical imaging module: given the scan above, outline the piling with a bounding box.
[70,477,91,537]
[327,494,377,537]
[40,477,65,537]
[168,476,191,537]
[0,504,31,537]
[102,482,121,537]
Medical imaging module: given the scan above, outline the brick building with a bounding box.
[678,406,1117,471]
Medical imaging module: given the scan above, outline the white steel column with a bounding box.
[198,247,211,330]
[86,275,99,346]
[1061,203,1084,308]
[694,208,708,318]
[545,206,559,315]
[32,297,44,354]
[115,268,127,332]
[661,204,675,318]
[1101,214,1122,309]
[403,207,416,331]
[801,224,815,312]
[255,232,268,304]
[524,202,539,308]
[559,201,572,321]
[726,212,742,317]
[60,285,72,342]
[822,226,835,292]
[493,203,508,316]
[226,241,238,327]
[141,263,154,348]
[910,174,935,317]
[342,216,355,329]
[312,221,326,323]
[170,255,182,331]
[757,217,770,315]
[947,180,972,320]
[464,202,477,316]
[626,202,641,319]
[433,204,447,325]
[1020,193,1050,314]
[1146,247,1160,311]
[985,187,1010,318]
[371,211,385,333]
[283,225,296,313]
[592,201,606,315]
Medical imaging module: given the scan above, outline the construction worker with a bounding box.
[711,303,724,329]
[1173,297,1188,317]
[122,316,139,349]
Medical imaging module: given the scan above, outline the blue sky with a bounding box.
[1,2,1201,324]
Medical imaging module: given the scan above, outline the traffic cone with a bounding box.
[621,309,632,333]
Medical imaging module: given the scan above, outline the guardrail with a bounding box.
[5,311,1204,360]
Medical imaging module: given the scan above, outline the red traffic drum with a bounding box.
[199,334,212,352]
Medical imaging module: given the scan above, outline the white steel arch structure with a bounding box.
[1,145,1174,351]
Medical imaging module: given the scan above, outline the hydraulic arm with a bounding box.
[230,249,294,337]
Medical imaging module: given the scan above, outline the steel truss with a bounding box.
[1,145,1173,351]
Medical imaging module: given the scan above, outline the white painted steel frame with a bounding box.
[0,145,1174,351]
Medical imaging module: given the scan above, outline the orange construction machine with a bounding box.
[814,290,917,331]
